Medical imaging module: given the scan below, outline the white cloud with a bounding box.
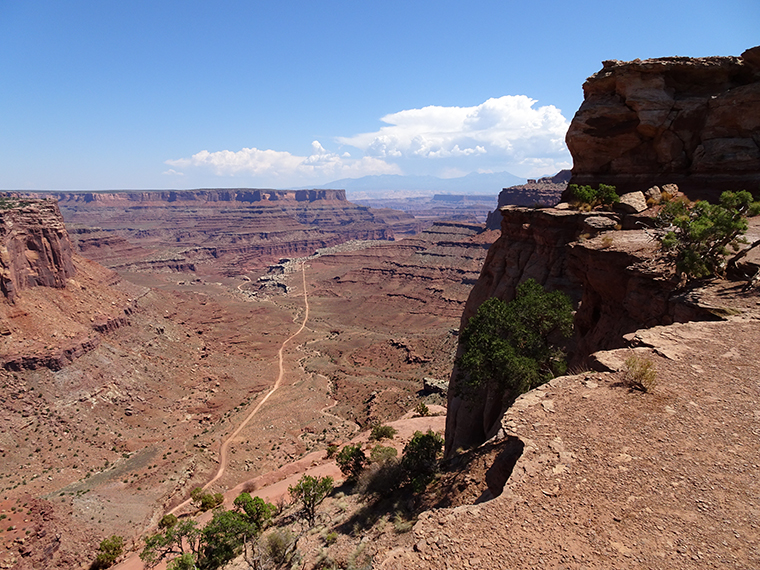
[338,95,571,176]
[162,168,184,176]
[166,95,572,186]
[165,141,400,185]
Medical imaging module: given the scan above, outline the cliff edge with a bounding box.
[0,197,75,302]
[566,46,760,201]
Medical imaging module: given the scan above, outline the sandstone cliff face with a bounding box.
[485,170,569,229]
[24,189,422,276]
[0,198,75,302]
[444,206,711,455]
[566,46,760,200]
[28,188,349,205]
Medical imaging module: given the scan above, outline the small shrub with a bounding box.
[414,402,429,417]
[288,474,333,527]
[94,535,124,569]
[369,445,398,464]
[567,183,620,209]
[324,531,338,545]
[335,444,367,482]
[325,444,338,459]
[400,430,444,491]
[600,235,614,249]
[369,424,397,441]
[623,355,657,392]
[658,190,760,280]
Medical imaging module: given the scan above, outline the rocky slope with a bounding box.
[565,46,760,201]
[23,189,424,276]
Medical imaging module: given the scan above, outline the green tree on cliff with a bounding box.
[457,279,573,398]
[658,190,760,281]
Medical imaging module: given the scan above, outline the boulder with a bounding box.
[644,186,662,203]
[615,191,648,214]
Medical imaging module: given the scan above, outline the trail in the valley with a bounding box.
[168,263,309,515]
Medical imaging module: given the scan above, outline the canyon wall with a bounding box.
[0,198,75,302]
[566,46,760,201]
[444,206,712,455]
[23,189,424,276]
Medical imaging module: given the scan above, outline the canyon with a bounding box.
[2,45,760,570]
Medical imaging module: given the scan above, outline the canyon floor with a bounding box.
[0,222,493,569]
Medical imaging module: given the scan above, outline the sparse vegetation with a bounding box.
[190,487,224,512]
[413,402,429,417]
[623,354,657,393]
[369,424,397,441]
[457,279,573,399]
[400,429,444,491]
[288,474,334,527]
[93,534,124,568]
[567,183,620,210]
[658,190,760,281]
[335,444,367,482]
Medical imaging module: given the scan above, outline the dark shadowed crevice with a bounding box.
[483,436,525,499]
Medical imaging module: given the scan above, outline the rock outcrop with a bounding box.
[0,197,75,302]
[485,170,569,229]
[565,46,760,201]
[444,205,717,455]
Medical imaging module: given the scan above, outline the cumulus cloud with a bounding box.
[166,95,572,186]
[165,140,400,185]
[338,95,571,176]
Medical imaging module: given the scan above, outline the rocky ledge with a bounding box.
[566,46,760,201]
[445,203,742,455]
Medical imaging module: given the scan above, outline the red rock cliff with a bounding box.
[566,46,760,200]
[0,198,75,302]
[444,206,712,455]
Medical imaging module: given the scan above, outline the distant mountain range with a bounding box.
[307,171,526,199]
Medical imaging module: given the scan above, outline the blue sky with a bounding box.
[1,0,757,190]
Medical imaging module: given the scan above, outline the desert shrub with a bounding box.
[190,487,224,512]
[369,445,398,464]
[400,429,444,491]
[159,514,178,529]
[94,535,124,568]
[200,509,258,569]
[369,424,397,441]
[335,444,367,482]
[414,402,429,417]
[262,528,301,568]
[457,279,573,399]
[567,183,620,209]
[232,492,275,533]
[325,444,338,459]
[658,190,760,280]
[166,553,195,570]
[623,355,657,392]
[288,474,334,527]
[357,459,404,497]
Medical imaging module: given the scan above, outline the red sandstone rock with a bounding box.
[0,198,75,302]
[565,46,760,201]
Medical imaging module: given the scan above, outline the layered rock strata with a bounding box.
[566,46,760,200]
[485,170,569,229]
[24,189,423,275]
[445,205,714,455]
[0,198,75,302]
